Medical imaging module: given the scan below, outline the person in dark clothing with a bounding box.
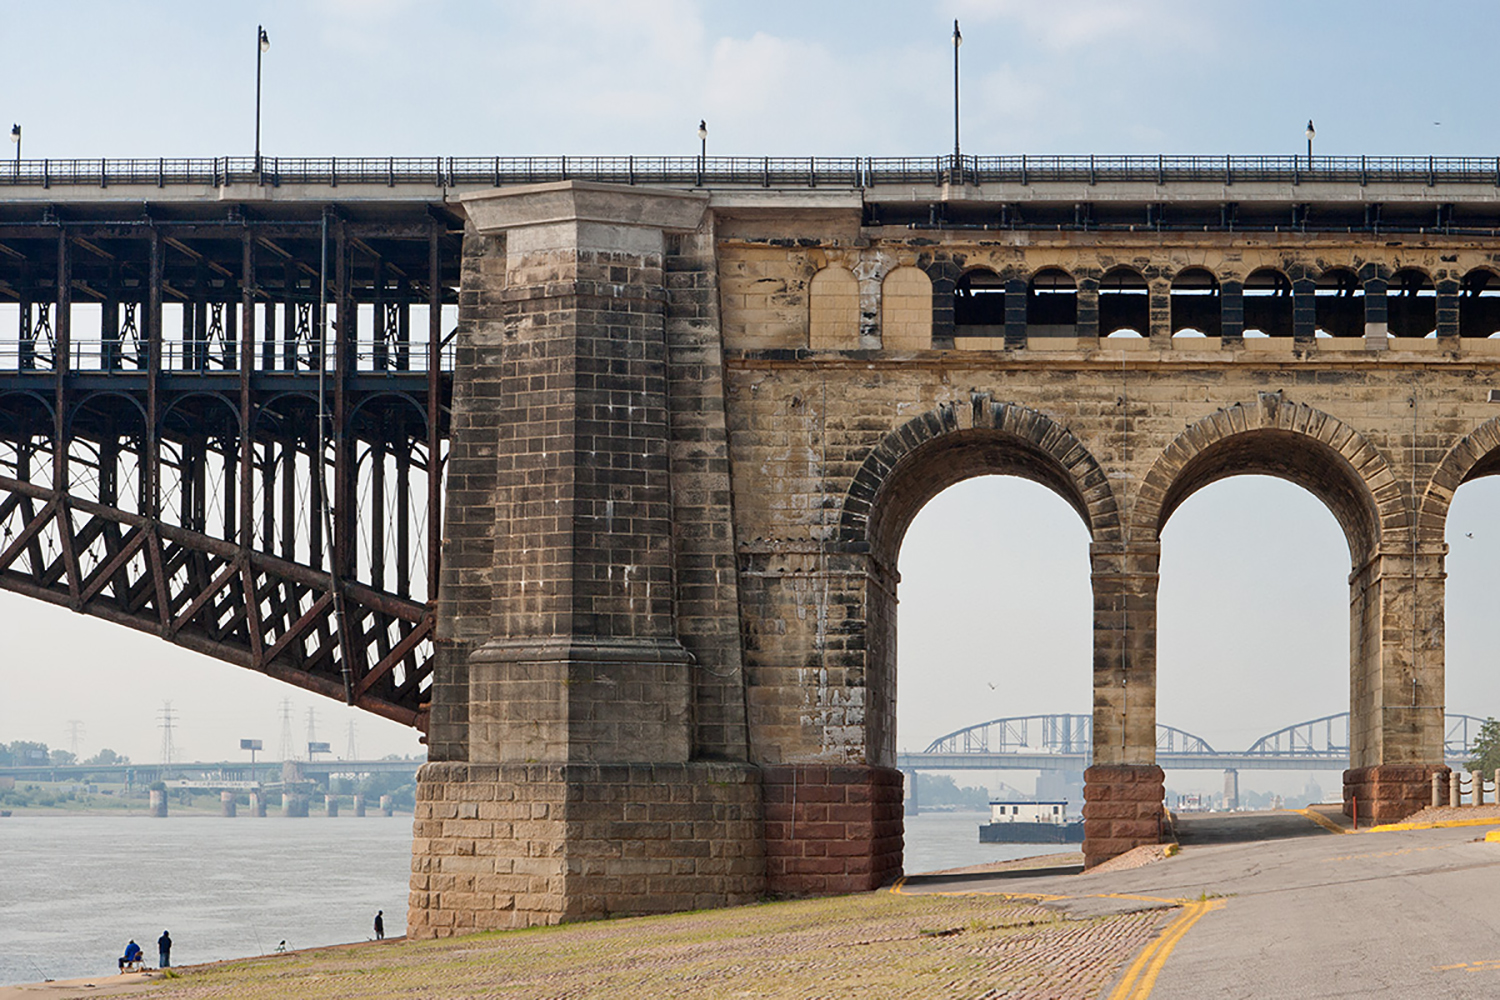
[118,940,143,971]
[158,931,172,969]
[374,910,384,940]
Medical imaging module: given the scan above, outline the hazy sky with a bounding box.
[3,1,1500,776]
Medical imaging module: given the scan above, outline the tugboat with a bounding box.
[978,799,1083,843]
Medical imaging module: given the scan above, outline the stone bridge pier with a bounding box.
[406,178,1489,935]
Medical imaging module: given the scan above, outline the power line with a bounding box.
[157,702,177,767]
[278,699,296,762]
[64,720,84,757]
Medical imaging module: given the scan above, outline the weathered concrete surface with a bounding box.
[905,819,1500,999]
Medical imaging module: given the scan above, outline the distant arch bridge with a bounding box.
[895,712,1491,772]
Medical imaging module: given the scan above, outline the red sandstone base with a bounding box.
[762,764,903,894]
[1082,764,1166,869]
[1343,764,1450,825]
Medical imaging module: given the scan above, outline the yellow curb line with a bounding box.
[1288,807,1353,835]
[1368,816,1500,833]
[1107,899,1225,1000]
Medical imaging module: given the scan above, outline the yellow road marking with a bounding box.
[1435,959,1500,972]
[1107,899,1224,1000]
[1288,807,1352,834]
[1369,815,1500,833]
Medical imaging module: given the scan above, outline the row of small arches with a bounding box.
[808,263,1500,347]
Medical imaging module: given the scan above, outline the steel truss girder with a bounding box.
[0,470,432,730]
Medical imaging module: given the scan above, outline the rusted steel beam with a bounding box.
[0,498,58,572]
[168,557,240,636]
[78,525,146,604]
[261,590,334,666]
[353,615,432,698]
[426,221,441,600]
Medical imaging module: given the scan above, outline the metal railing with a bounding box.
[0,336,457,374]
[3,154,1500,191]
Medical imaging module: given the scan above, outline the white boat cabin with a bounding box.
[988,800,1070,825]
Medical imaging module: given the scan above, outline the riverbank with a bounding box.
[1,887,1172,1000]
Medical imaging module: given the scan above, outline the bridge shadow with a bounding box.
[1171,806,1352,846]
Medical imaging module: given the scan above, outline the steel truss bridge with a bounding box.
[896,712,1492,772]
[0,198,462,729]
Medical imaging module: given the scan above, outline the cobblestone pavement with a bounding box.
[41,890,1176,1000]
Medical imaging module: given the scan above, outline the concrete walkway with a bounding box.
[901,811,1500,998]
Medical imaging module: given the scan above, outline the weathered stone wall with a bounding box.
[411,761,762,934]
[420,183,1500,932]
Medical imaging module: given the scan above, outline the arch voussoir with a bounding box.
[1130,397,1395,560]
[1421,416,1500,527]
[838,400,1121,551]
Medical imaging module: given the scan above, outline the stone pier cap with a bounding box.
[460,180,709,252]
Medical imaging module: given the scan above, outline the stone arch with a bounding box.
[1419,415,1500,530]
[838,398,1121,564]
[881,266,933,350]
[1131,392,1399,562]
[808,264,860,349]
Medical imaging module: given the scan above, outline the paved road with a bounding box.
[902,814,1500,998]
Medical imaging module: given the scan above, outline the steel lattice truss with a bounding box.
[0,203,460,730]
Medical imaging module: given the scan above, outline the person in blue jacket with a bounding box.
[118,940,143,971]
[158,931,172,969]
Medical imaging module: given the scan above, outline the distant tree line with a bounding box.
[913,773,992,809]
[0,740,130,768]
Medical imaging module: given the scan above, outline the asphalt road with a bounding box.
[902,813,1500,999]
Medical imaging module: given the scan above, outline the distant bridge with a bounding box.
[0,757,422,785]
[896,712,1491,772]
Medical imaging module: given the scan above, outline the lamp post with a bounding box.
[1305,119,1315,167]
[697,120,707,186]
[9,124,18,172]
[952,20,962,179]
[255,25,270,171]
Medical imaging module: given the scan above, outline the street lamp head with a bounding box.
[953,19,962,46]
[698,120,707,141]
[1306,119,1316,141]
[259,26,270,52]
[9,124,18,144]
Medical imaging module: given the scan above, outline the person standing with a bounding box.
[158,931,172,969]
[373,910,384,940]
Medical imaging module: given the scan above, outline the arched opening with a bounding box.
[1170,268,1219,337]
[1459,268,1500,338]
[952,268,1006,337]
[1388,268,1436,338]
[1141,404,1402,820]
[897,476,1092,870]
[1158,476,1351,811]
[1432,427,1500,764]
[1026,268,1077,337]
[842,406,1116,872]
[1315,268,1364,339]
[1099,267,1148,336]
[1244,268,1293,337]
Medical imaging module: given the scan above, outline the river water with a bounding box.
[0,810,1071,986]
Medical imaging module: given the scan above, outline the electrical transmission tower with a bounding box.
[157,702,178,767]
[278,699,296,761]
[305,707,319,753]
[345,719,358,761]
[65,720,85,757]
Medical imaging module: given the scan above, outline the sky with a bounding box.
[4,1,1500,779]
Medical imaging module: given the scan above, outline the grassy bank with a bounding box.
[127,889,1170,999]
